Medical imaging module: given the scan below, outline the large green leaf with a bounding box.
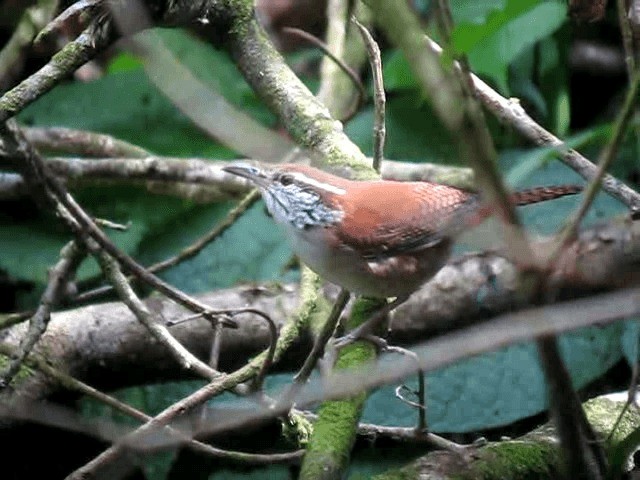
[464,1,567,93]
[5,29,279,290]
[622,320,640,367]
[451,0,539,55]
[450,0,507,24]
[137,202,294,293]
[364,324,623,432]
[18,68,232,156]
[0,188,203,283]
[345,94,458,164]
[7,64,224,285]
[382,50,418,91]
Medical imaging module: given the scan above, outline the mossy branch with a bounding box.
[374,396,640,480]
[299,298,382,480]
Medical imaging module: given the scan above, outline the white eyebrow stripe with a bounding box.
[292,173,346,195]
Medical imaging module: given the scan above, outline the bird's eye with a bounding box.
[279,174,294,186]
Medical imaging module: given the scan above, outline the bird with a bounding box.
[223,163,581,300]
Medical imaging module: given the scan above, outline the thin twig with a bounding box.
[435,0,455,38]
[608,342,640,442]
[166,305,279,391]
[617,0,637,79]
[316,0,371,123]
[395,385,425,413]
[387,345,427,431]
[607,382,637,444]
[94,218,131,231]
[362,335,427,431]
[423,37,640,211]
[335,294,408,345]
[0,240,85,387]
[74,189,261,303]
[0,343,304,465]
[560,69,640,243]
[34,0,103,44]
[165,305,278,389]
[0,310,32,330]
[355,419,466,453]
[282,26,366,122]
[93,246,221,380]
[230,309,279,390]
[299,410,468,453]
[65,283,319,480]
[352,18,385,173]
[208,321,225,370]
[281,289,350,403]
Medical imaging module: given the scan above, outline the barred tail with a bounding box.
[511,185,582,206]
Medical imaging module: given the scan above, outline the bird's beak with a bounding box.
[222,164,269,188]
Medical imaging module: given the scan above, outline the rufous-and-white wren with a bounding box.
[223,163,581,299]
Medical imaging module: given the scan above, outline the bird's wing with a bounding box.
[334,181,477,259]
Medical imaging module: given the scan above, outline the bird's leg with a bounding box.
[333,294,409,348]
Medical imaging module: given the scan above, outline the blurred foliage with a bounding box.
[3,0,640,478]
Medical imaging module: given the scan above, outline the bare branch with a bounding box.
[22,127,150,158]
[0,0,59,90]
[0,240,84,386]
[316,0,371,121]
[353,18,385,172]
[0,155,474,201]
[561,69,640,241]
[422,37,640,211]
[0,22,114,122]
[94,246,221,380]
[282,26,365,122]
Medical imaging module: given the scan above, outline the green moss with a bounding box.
[347,297,387,330]
[282,411,314,448]
[299,333,376,479]
[307,296,333,338]
[300,391,369,479]
[224,0,255,36]
[370,441,560,480]
[0,353,36,385]
[48,39,90,74]
[299,296,380,479]
[584,397,640,476]
[335,341,376,369]
[584,397,640,444]
[470,441,559,480]
[370,464,421,480]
